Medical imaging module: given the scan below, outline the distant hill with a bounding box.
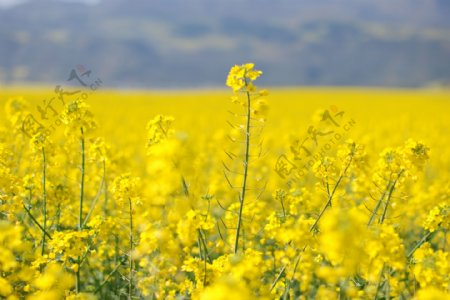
[0,0,449,87]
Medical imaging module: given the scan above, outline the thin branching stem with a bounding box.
[22,203,52,240]
[79,127,85,230]
[384,265,391,300]
[114,234,120,295]
[198,229,212,263]
[128,197,134,300]
[203,252,207,287]
[94,257,127,294]
[374,263,385,300]
[197,230,208,287]
[282,250,302,300]
[367,181,390,226]
[280,196,286,219]
[379,169,404,224]
[280,152,354,296]
[270,265,286,292]
[76,127,85,293]
[310,154,354,232]
[41,147,47,256]
[82,161,106,228]
[102,160,109,216]
[234,84,252,254]
[407,230,435,259]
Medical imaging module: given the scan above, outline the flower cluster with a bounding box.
[146,114,174,152]
[226,63,262,93]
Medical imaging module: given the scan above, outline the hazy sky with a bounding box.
[0,0,25,7]
[0,0,99,7]
[1,0,448,87]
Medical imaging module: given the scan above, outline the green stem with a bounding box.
[407,230,435,259]
[76,127,85,293]
[280,194,286,219]
[197,231,208,287]
[79,127,85,230]
[379,170,404,224]
[102,160,109,216]
[114,234,119,295]
[282,154,354,296]
[203,251,207,287]
[94,257,127,294]
[374,263,385,300]
[270,265,286,292]
[367,181,390,226]
[282,250,302,300]
[310,154,353,232]
[128,197,134,300]
[22,202,52,240]
[385,266,391,300]
[41,147,47,256]
[82,161,106,228]
[198,229,212,263]
[234,86,251,254]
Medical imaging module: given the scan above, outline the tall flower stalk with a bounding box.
[234,82,251,254]
[30,131,51,256]
[61,99,96,293]
[225,63,266,254]
[112,174,141,299]
[76,127,85,293]
[128,197,134,300]
[79,127,85,230]
[41,147,47,256]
